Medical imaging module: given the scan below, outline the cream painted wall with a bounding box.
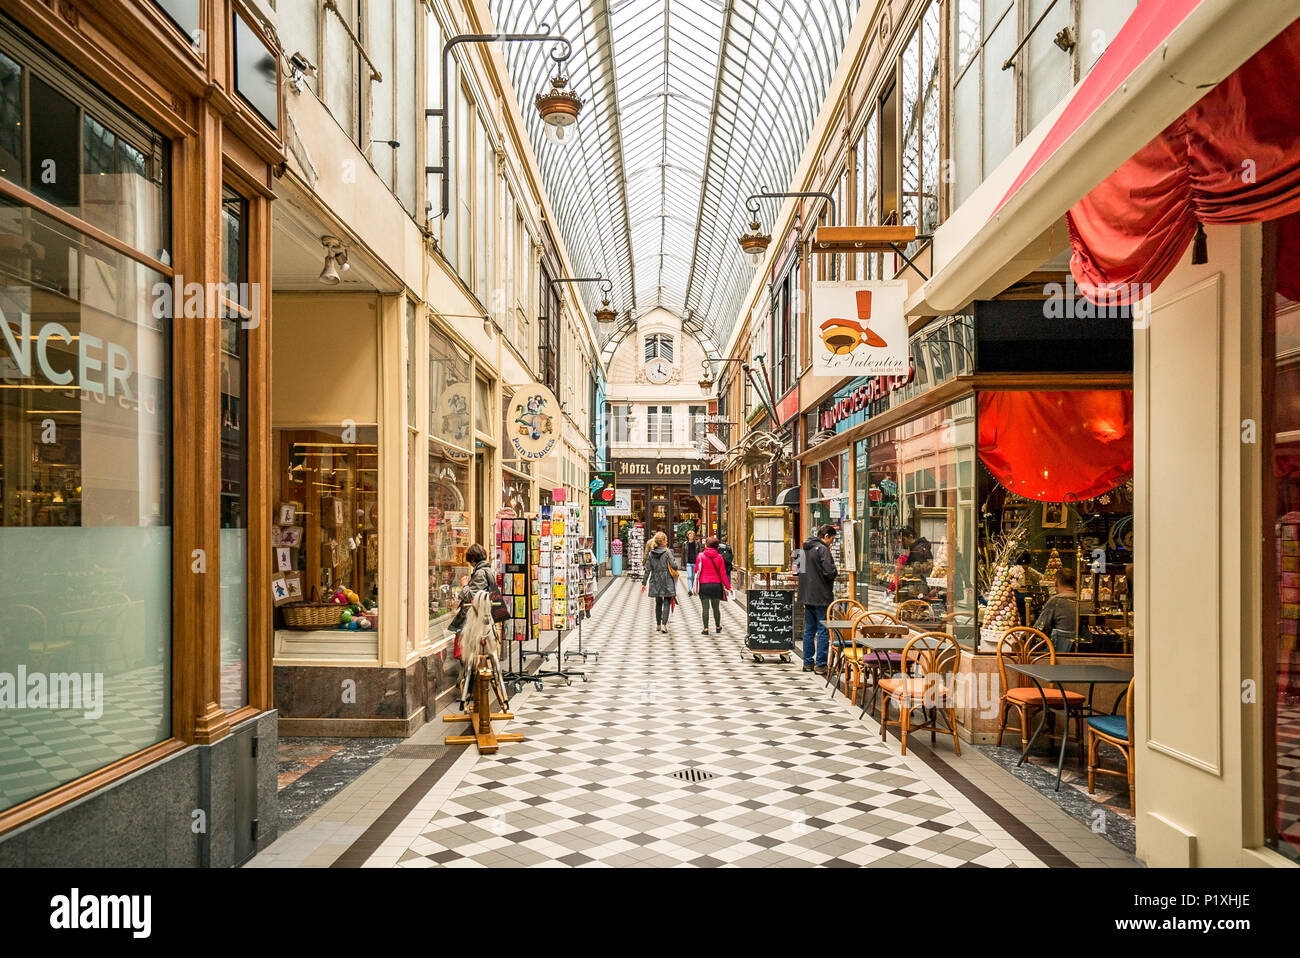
[273,294,379,425]
[1134,222,1292,867]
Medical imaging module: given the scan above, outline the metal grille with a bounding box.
[670,768,715,783]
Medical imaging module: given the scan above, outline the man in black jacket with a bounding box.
[797,524,840,674]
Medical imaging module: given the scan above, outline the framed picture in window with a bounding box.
[271,576,291,606]
[281,526,303,548]
[275,546,293,572]
[1041,502,1068,529]
[277,502,298,526]
[284,574,303,600]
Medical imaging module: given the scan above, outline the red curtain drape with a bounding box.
[978,391,1133,502]
[1068,20,1300,304]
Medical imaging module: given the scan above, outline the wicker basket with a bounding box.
[281,587,345,631]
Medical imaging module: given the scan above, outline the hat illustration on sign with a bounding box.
[820,289,888,355]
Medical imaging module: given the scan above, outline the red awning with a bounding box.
[977,391,1133,503]
[992,0,1202,218]
[1068,19,1300,304]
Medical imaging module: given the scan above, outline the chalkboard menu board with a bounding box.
[746,589,795,651]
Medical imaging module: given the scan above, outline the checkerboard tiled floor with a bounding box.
[242,578,1132,869]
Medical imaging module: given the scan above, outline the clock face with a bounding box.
[645,361,672,385]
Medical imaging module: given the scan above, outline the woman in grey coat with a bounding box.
[457,543,494,608]
[644,531,678,633]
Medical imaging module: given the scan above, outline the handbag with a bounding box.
[449,603,468,634]
[487,575,511,623]
[706,552,728,600]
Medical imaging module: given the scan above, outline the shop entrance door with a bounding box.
[649,486,669,544]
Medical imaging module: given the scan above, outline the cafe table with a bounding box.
[1005,662,1133,790]
[853,634,912,718]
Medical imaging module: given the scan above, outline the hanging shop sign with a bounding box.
[612,458,695,480]
[602,488,632,516]
[506,382,561,461]
[818,361,916,430]
[812,280,909,376]
[589,470,616,507]
[690,470,724,496]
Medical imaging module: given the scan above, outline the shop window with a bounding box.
[323,0,359,141]
[879,81,898,226]
[219,187,249,711]
[276,429,380,617]
[950,0,1138,207]
[152,0,200,39]
[1,25,169,261]
[474,375,493,436]
[0,52,20,184]
[28,74,78,212]
[232,11,278,130]
[900,2,940,239]
[429,327,471,448]
[428,437,470,639]
[0,195,172,813]
[974,390,1134,655]
[855,399,977,639]
[857,107,880,279]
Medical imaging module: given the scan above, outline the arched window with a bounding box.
[644,334,674,363]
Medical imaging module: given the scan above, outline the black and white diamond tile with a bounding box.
[365,579,1026,868]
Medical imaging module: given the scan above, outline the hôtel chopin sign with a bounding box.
[613,459,695,480]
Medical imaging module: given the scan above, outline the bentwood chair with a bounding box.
[1087,676,1136,814]
[825,598,865,687]
[896,599,934,624]
[878,631,962,756]
[850,610,903,705]
[995,627,1087,759]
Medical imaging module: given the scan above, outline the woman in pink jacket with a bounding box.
[695,536,732,635]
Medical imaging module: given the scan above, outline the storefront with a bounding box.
[612,456,704,567]
[801,302,1136,734]
[0,1,281,865]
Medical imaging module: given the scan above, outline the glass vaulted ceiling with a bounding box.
[489,0,861,352]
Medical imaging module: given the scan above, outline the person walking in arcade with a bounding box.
[798,524,840,674]
[695,536,731,635]
[644,531,679,634]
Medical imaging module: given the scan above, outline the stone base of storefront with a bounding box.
[0,712,279,868]
[274,646,460,738]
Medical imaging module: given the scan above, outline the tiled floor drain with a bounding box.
[670,768,715,783]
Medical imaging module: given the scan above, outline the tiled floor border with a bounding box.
[898,736,1078,868]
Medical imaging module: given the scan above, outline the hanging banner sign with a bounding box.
[689,470,724,496]
[506,382,561,461]
[602,488,632,516]
[589,471,616,507]
[812,280,909,376]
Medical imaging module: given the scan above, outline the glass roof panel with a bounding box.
[488,0,861,348]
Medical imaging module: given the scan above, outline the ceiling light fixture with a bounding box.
[319,236,348,285]
[426,25,578,219]
[547,274,617,327]
[738,188,837,268]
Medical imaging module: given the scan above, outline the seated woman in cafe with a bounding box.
[1033,568,1089,654]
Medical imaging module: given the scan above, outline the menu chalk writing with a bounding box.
[746,589,795,652]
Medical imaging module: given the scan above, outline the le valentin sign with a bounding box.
[812,280,909,377]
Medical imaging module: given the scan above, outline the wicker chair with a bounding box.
[995,626,1087,759]
[1087,676,1136,813]
[824,598,865,686]
[878,631,962,756]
